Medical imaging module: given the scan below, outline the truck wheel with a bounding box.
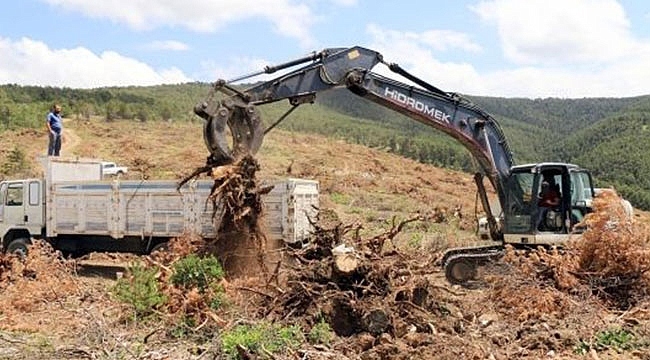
[6,238,30,259]
[444,255,477,285]
[150,242,169,254]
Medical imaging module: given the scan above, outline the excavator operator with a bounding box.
[537,177,561,231]
[539,180,560,208]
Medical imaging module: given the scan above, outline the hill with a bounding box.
[316,88,650,209]
[2,82,650,212]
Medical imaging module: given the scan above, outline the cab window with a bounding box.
[570,171,593,206]
[503,171,535,233]
[29,181,40,206]
[6,183,23,206]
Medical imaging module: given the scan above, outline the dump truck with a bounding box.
[0,157,319,256]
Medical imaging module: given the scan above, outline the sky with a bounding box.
[1,0,650,98]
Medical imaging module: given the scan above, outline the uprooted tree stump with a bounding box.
[180,155,275,278]
[257,214,445,343]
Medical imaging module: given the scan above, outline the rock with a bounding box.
[478,311,499,328]
[362,309,391,336]
[547,350,556,357]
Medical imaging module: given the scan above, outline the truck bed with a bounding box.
[47,178,319,242]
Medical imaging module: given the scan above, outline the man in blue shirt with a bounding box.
[46,104,63,156]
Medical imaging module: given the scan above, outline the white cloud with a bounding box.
[366,24,486,95]
[43,0,316,47]
[329,0,357,6]
[483,49,650,98]
[367,24,482,54]
[366,8,650,98]
[199,55,300,84]
[0,37,192,88]
[470,0,637,65]
[145,40,190,51]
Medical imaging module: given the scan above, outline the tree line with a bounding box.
[1,83,649,210]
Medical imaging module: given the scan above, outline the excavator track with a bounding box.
[440,244,503,266]
[443,247,504,285]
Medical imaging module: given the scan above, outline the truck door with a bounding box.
[24,180,43,231]
[4,182,25,226]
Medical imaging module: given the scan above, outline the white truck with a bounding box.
[0,157,318,256]
[100,161,128,177]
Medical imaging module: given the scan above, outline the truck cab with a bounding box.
[0,179,45,254]
[502,163,595,246]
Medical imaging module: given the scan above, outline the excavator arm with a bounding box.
[194,46,514,239]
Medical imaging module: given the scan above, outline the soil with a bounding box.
[0,118,649,359]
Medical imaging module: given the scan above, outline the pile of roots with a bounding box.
[242,214,464,354]
[139,155,275,327]
[488,188,650,321]
[0,241,80,331]
[177,154,274,277]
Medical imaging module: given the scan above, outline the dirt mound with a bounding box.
[473,189,650,358]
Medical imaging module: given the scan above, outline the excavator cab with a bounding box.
[501,163,594,246]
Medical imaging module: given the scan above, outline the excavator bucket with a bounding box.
[195,98,264,166]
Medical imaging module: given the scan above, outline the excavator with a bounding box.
[193,46,596,285]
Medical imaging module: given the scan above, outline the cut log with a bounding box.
[333,252,359,276]
[332,244,358,276]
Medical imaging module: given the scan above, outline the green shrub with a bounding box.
[308,319,333,346]
[209,289,228,310]
[575,327,635,355]
[171,254,225,292]
[112,263,167,319]
[221,322,304,359]
[1,146,29,176]
[594,328,634,351]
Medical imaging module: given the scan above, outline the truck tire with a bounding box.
[6,238,30,259]
[150,241,169,254]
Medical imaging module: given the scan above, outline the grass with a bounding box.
[221,322,304,359]
[308,319,333,346]
[575,327,636,355]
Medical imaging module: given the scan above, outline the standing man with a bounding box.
[46,104,63,156]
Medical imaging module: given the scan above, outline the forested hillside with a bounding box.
[317,89,650,210]
[1,83,649,210]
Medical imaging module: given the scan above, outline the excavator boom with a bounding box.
[194,46,514,239]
